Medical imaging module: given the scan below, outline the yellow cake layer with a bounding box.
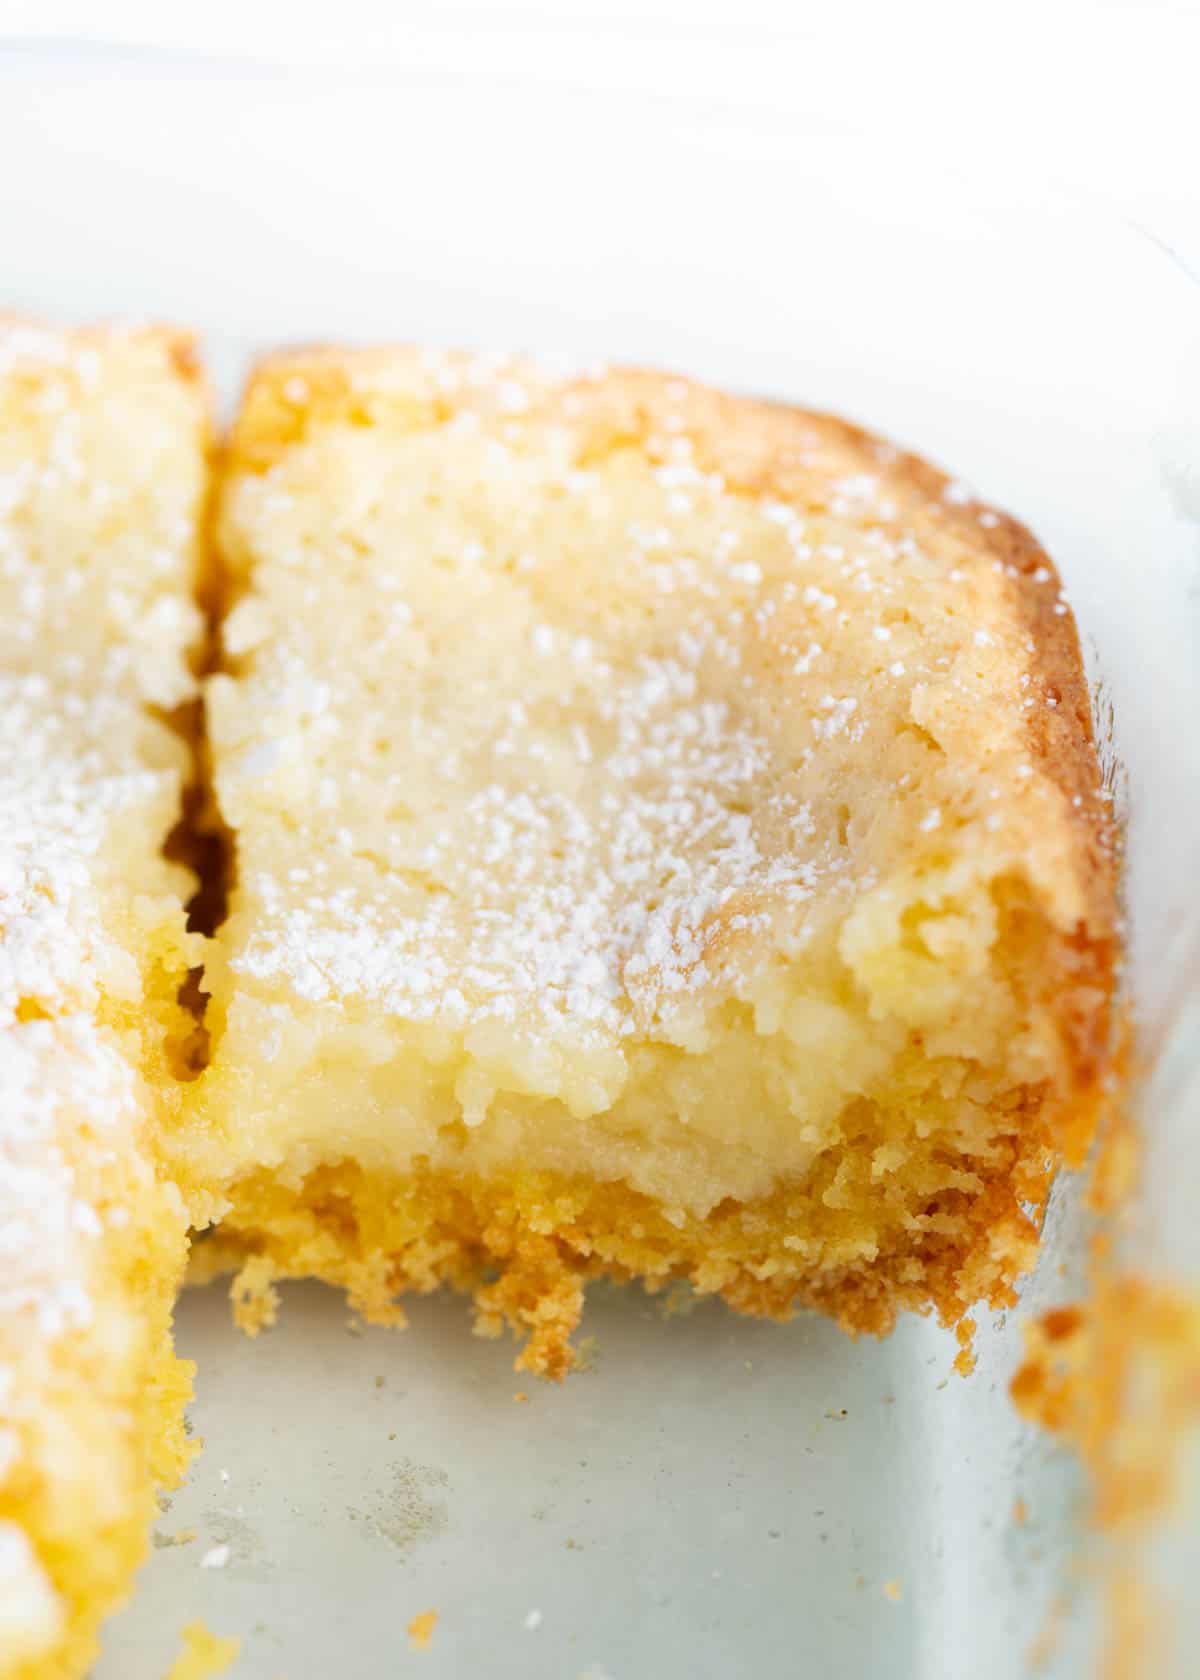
[0,325,207,1678]
[176,349,1117,1374]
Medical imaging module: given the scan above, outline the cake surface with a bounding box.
[0,325,207,1678]
[176,348,1117,1377]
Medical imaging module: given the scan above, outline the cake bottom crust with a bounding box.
[189,1150,1054,1379]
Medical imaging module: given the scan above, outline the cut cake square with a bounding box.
[179,349,1118,1379]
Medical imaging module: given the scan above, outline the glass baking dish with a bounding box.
[0,39,1196,1680]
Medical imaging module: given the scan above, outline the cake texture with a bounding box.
[0,324,207,1678]
[174,348,1118,1379]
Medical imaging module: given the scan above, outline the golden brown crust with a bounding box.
[191,1149,1052,1380]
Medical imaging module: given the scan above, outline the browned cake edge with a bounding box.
[821,408,1120,1166]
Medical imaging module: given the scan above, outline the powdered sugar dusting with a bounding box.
[0,1019,139,1346]
[0,674,181,1018]
[234,630,824,1038]
[216,357,1058,1079]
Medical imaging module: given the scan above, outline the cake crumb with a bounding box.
[164,1621,240,1680]
[513,1391,529,1403]
[407,1609,438,1651]
[1012,1496,1028,1526]
[524,1608,543,1630]
[154,1528,197,1550]
[200,1543,231,1570]
[883,1579,903,1602]
[658,1280,699,1318]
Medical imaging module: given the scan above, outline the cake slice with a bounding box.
[0,325,207,1678]
[181,348,1118,1378]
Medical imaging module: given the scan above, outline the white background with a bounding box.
[3,0,1199,262]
